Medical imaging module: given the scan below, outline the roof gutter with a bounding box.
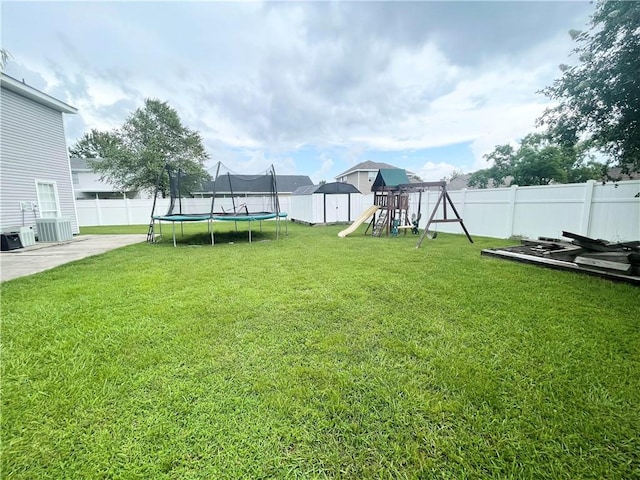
[1,73,77,114]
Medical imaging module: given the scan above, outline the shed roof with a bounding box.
[292,182,361,196]
[371,168,410,191]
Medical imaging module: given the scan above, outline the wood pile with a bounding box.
[481,231,640,285]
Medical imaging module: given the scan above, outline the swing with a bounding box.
[406,181,473,248]
[411,213,421,235]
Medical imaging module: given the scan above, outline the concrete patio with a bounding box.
[0,234,147,282]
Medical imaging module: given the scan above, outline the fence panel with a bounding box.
[415,180,639,242]
[76,196,291,226]
[75,181,639,242]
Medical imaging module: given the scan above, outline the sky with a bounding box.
[2,1,595,183]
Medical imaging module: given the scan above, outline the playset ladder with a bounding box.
[146,220,155,243]
[372,210,388,237]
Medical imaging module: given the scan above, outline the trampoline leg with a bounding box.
[172,222,177,247]
[249,220,252,243]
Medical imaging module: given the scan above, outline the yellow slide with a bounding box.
[338,205,380,238]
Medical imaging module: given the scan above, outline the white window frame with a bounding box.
[35,180,62,218]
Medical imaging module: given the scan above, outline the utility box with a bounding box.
[35,217,73,242]
[4,226,36,247]
[1,233,23,251]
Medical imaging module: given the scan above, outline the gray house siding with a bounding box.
[0,86,79,234]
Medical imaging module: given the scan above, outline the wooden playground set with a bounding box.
[338,168,473,248]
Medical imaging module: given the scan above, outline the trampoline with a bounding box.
[210,211,288,243]
[151,213,215,247]
[148,163,287,246]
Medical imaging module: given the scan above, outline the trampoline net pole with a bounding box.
[210,161,221,216]
[228,172,236,214]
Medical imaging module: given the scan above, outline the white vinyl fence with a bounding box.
[76,196,291,227]
[76,180,639,242]
[412,180,639,242]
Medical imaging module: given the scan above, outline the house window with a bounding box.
[36,181,61,218]
[72,172,80,185]
[368,171,376,182]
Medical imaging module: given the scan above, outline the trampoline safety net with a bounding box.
[152,162,281,218]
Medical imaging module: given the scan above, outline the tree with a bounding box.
[1,48,11,70]
[482,144,517,186]
[70,99,211,196]
[69,129,122,158]
[444,169,464,183]
[468,144,516,188]
[513,134,568,186]
[467,169,493,189]
[468,134,601,188]
[539,1,640,176]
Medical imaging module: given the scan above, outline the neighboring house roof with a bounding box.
[70,158,98,171]
[447,173,472,191]
[603,167,638,181]
[372,168,410,190]
[1,73,77,114]
[275,175,314,192]
[196,175,313,194]
[336,161,400,178]
[292,182,361,196]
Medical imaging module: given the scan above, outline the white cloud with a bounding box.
[417,161,458,182]
[311,154,334,183]
[85,78,129,108]
[213,149,296,177]
[2,1,595,180]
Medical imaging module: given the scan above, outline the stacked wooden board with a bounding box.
[481,231,640,285]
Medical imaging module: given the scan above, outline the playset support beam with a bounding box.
[414,183,473,248]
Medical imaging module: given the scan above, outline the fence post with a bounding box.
[505,185,518,238]
[125,197,132,225]
[580,180,595,236]
[460,188,467,220]
[95,197,103,226]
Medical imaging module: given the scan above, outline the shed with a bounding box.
[290,182,361,224]
[371,168,410,192]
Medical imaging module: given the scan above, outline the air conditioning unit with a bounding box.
[35,218,73,242]
[16,226,36,247]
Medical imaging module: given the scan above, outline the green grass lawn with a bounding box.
[81,224,149,235]
[2,223,639,478]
